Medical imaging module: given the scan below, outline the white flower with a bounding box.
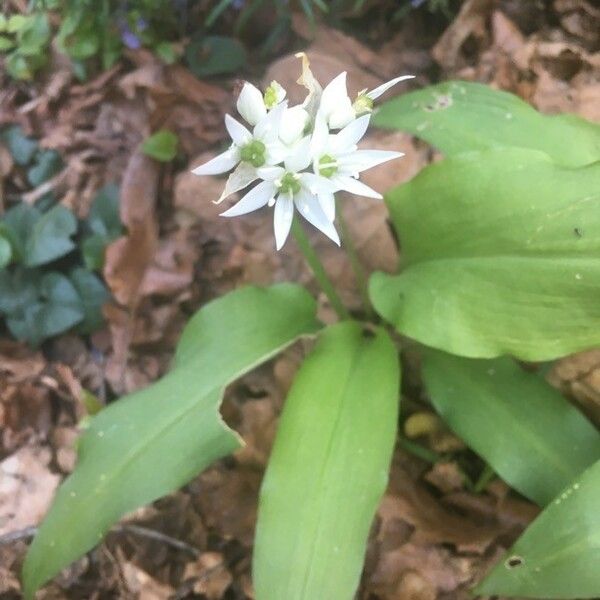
[310,113,404,220]
[319,72,415,129]
[220,136,339,250]
[237,82,267,126]
[191,57,413,250]
[191,102,287,203]
[279,105,310,146]
[236,81,287,127]
[263,81,286,109]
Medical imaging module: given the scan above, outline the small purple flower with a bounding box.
[121,28,141,49]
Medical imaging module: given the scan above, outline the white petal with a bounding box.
[328,99,355,130]
[284,136,312,172]
[332,114,371,152]
[225,114,252,146]
[192,147,239,176]
[257,165,285,181]
[280,106,309,146]
[215,162,258,204]
[237,82,267,126]
[310,112,330,158]
[220,180,276,217]
[320,72,349,120]
[300,172,339,195]
[366,75,415,100]
[337,149,404,174]
[332,174,382,199]
[295,190,340,245]
[264,140,288,165]
[273,193,294,250]
[254,100,287,142]
[318,192,336,222]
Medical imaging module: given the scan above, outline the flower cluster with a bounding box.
[192,56,413,250]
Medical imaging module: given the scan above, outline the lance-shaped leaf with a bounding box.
[477,459,600,598]
[422,349,600,506]
[373,80,600,167]
[253,322,400,600]
[369,147,600,361]
[23,284,320,599]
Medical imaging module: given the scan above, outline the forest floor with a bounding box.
[1,0,600,598]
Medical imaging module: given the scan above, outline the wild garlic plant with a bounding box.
[23,61,600,600]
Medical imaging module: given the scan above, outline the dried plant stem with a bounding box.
[292,219,350,320]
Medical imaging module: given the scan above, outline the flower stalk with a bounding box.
[291,219,350,321]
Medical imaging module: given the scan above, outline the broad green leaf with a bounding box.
[0,35,15,50]
[82,184,122,270]
[422,349,600,506]
[25,205,77,267]
[0,124,38,165]
[185,34,246,77]
[369,147,600,361]
[0,267,39,315]
[87,184,121,238]
[2,202,39,261]
[253,322,400,600]
[3,271,85,345]
[0,233,12,267]
[18,13,50,56]
[477,459,600,598]
[70,268,109,333]
[373,80,600,167]
[141,129,179,162]
[23,284,320,598]
[36,272,85,337]
[27,149,62,186]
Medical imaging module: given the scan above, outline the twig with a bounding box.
[114,524,200,557]
[0,525,37,545]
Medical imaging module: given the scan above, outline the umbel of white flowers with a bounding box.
[192,55,414,250]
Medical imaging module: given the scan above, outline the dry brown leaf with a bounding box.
[121,560,174,599]
[104,152,159,308]
[432,0,493,69]
[0,445,60,535]
[183,552,233,599]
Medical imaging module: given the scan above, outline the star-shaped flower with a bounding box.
[319,72,415,129]
[220,136,339,249]
[310,113,404,220]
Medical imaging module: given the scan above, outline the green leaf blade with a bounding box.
[24,205,77,267]
[23,283,320,598]
[141,130,179,162]
[373,80,600,167]
[477,459,600,598]
[369,148,600,361]
[253,322,400,600]
[422,350,600,506]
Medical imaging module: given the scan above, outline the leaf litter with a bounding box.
[0,1,598,598]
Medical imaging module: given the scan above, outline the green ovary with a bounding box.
[353,94,374,115]
[263,82,280,109]
[318,154,338,178]
[240,140,266,167]
[278,172,301,195]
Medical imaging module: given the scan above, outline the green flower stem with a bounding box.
[336,200,374,319]
[292,219,350,321]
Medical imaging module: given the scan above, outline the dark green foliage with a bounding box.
[0,126,122,345]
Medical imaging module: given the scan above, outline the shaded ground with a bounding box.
[1,1,600,598]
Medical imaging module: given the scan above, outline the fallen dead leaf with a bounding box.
[0,445,60,535]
